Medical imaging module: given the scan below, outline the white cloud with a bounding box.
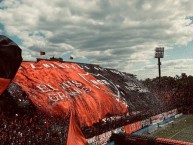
[1,0,193,79]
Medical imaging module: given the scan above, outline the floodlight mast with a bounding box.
[155,47,164,91]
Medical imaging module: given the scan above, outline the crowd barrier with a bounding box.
[133,116,175,135]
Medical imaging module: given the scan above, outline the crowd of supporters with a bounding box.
[0,88,69,145]
[0,111,70,144]
[0,101,157,144]
[142,74,193,114]
[2,74,193,144]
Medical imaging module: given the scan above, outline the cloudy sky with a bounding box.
[1,0,193,79]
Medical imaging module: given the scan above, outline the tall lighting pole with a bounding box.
[155,47,164,90]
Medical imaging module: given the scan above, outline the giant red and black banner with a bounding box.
[1,60,161,144]
[14,61,128,126]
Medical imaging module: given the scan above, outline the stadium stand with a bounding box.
[0,60,178,144]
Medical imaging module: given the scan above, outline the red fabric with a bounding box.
[13,61,128,126]
[0,78,11,95]
[67,112,86,145]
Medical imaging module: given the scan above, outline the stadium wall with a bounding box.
[133,116,175,135]
[87,109,177,144]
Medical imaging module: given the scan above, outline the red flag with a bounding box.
[40,51,45,55]
[67,112,86,145]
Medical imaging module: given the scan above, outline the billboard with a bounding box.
[124,121,142,134]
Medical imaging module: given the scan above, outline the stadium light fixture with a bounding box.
[155,47,164,90]
[155,47,164,58]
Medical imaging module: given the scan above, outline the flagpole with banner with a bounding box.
[40,51,46,56]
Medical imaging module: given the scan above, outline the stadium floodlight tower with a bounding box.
[155,47,164,89]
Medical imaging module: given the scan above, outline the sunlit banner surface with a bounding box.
[14,61,128,126]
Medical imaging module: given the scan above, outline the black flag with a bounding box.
[0,35,22,95]
[40,51,45,55]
